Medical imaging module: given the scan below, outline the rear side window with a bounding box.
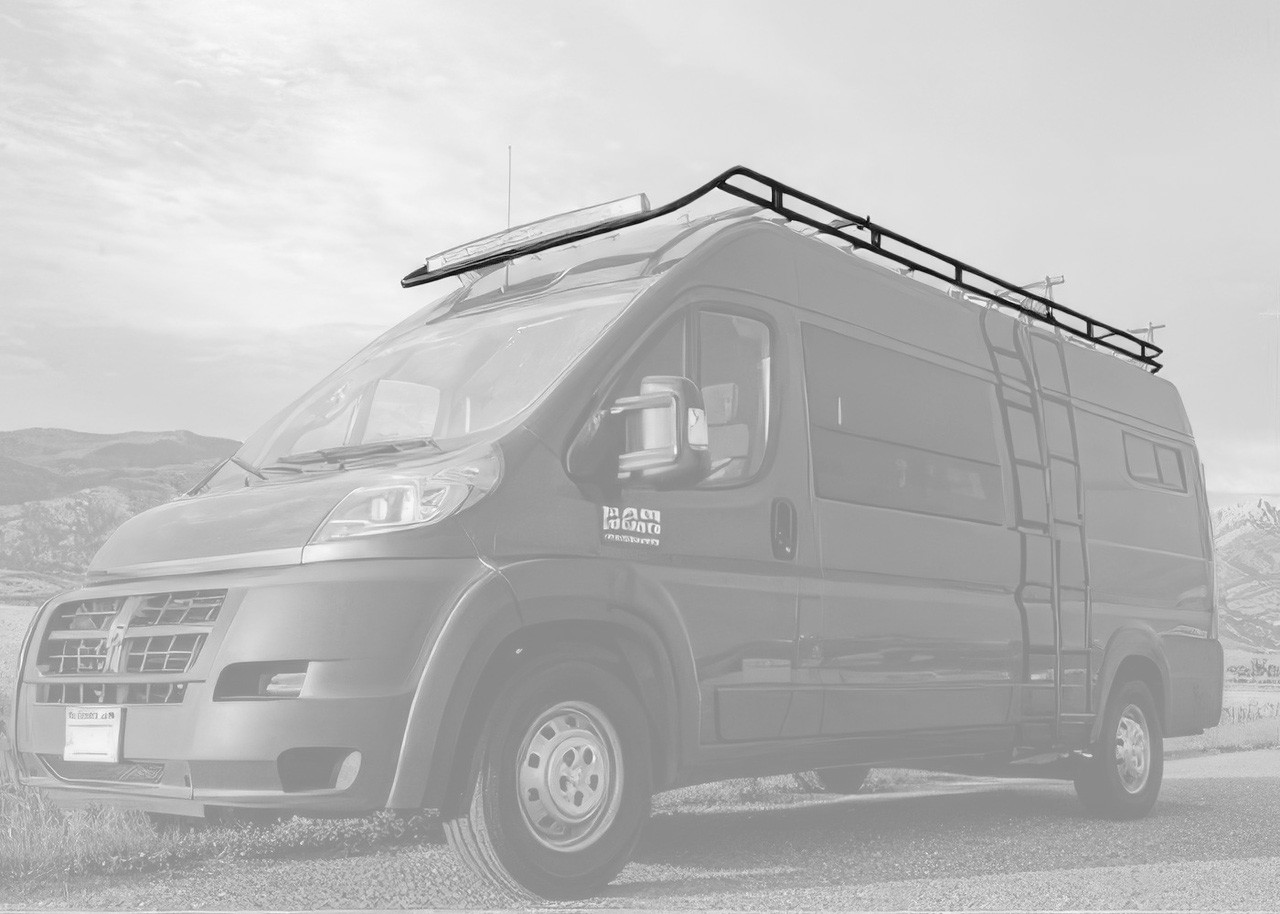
[801,324,1004,524]
[1123,432,1186,492]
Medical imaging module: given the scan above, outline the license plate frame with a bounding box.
[64,706,125,763]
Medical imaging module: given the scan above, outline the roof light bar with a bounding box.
[412,193,651,282]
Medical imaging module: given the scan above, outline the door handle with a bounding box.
[771,497,797,561]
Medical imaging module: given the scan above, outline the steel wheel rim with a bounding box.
[1114,703,1151,794]
[515,700,623,852]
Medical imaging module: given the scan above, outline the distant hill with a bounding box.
[0,429,238,600]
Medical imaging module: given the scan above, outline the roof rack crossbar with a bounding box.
[402,165,1162,372]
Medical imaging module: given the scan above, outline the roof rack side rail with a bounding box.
[401,165,1162,372]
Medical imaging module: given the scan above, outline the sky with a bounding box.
[1,1,1277,493]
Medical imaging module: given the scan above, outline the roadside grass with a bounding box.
[2,639,442,887]
[0,747,439,888]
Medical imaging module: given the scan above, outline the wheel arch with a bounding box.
[387,558,699,814]
[1090,625,1171,744]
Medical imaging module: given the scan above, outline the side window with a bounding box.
[801,323,1004,524]
[1124,432,1187,492]
[1155,445,1186,491]
[697,312,772,484]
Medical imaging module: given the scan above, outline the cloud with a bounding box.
[1200,436,1280,495]
[3,316,383,439]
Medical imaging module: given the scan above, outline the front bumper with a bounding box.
[14,557,487,817]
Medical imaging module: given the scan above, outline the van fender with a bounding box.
[385,557,699,811]
[385,566,523,810]
[496,557,701,787]
[1088,624,1173,745]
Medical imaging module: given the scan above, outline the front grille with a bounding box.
[131,590,225,626]
[40,637,108,674]
[36,589,225,679]
[41,756,164,784]
[38,682,188,704]
[47,598,125,633]
[124,634,205,673]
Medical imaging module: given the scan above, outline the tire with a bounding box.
[811,765,870,795]
[444,654,652,901]
[1074,679,1163,819]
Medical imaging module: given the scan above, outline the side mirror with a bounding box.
[612,376,710,487]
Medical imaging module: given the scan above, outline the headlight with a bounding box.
[309,447,500,543]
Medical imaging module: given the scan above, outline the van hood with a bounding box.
[85,439,501,579]
[88,473,368,579]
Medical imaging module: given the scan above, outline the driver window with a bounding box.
[611,309,772,488]
[697,312,771,483]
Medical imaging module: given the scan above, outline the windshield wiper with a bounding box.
[229,455,267,480]
[274,437,442,467]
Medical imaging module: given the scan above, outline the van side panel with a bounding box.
[1068,349,1217,736]
[795,255,1022,747]
[1065,344,1192,436]
[791,241,993,369]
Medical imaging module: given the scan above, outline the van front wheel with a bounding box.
[1073,679,1163,819]
[444,656,652,901]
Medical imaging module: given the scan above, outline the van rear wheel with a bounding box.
[444,655,652,901]
[1073,679,1163,819]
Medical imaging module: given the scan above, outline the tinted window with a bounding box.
[698,312,771,484]
[614,310,772,488]
[1123,433,1160,482]
[802,324,1004,523]
[1123,432,1187,493]
[1156,444,1186,490]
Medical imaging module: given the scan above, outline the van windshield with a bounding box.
[231,291,632,478]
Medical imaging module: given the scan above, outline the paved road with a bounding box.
[6,749,1279,911]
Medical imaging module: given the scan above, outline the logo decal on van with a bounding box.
[601,506,662,547]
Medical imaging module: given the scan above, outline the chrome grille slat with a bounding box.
[37,681,188,705]
[40,637,108,674]
[124,634,205,673]
[131,590,225,627]
[37,589,226,678]
[47,598,125,633]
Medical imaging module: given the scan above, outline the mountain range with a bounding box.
[1210,500,1280,652]
[0,429,1276,653]
[0,428,238,601]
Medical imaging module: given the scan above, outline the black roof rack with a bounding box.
[402,165,1162,372]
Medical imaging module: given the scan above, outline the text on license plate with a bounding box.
[64,706,124,763]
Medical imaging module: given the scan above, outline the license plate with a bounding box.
[64,706,124,763]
